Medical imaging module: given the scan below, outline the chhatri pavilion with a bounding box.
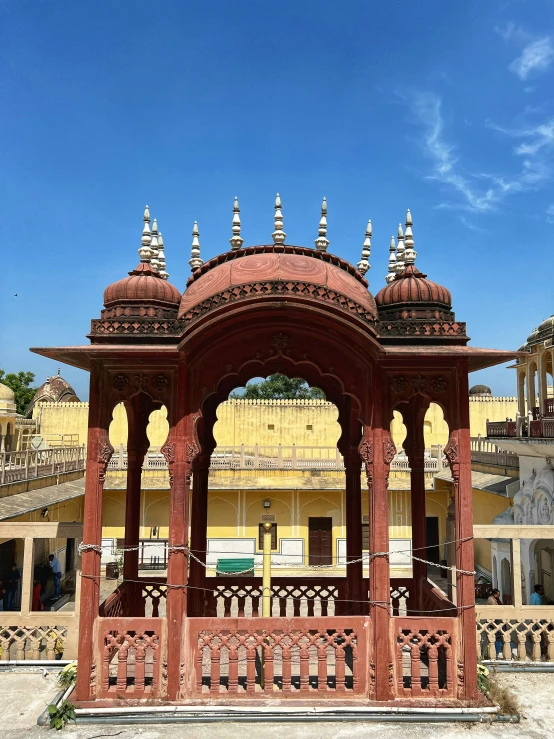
[33,197,517,705]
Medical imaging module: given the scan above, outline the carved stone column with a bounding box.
[363,409,396,700]
[164,360,196,700]
[189,457,210,616]
[445,361,478,700]
[75,362,113,703]
[404,416,427,611]
[345,450,363,614]
[123,394,151,616]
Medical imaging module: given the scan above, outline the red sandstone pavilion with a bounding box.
[33,197,518,706]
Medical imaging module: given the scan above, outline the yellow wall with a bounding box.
[472,488,513,573]
[34,396,518,450]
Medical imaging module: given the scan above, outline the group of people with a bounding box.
[486,584,552,606]
[0,554,62,611]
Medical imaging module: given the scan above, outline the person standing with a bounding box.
[6,564,21,610]
[48,554,62,600]
[530,584,547,605]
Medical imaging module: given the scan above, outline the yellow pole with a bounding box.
[261,522,273,691]
[262,521,272,617]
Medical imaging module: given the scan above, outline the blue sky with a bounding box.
[1,1,553,400]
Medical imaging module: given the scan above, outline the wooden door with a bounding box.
[309,517,333,566]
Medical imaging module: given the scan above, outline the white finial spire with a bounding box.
[189,221,203,272]
[386,235,397,284]
[404,208,417,265]
[150,217,160,272]
[157,231,168,280]
[314,197,329,251]
[272,193,286,244]
[229,196,244,250]
[138,205,153,262]
[357,219,371,276]
[395,223,405,273]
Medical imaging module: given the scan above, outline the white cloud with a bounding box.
[406,91,499,213]
[405,91,553,214]
[509,37,554,79]
[490,118,554,158]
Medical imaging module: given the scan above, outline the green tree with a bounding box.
[231,374,325,400]
[0,369,37,415]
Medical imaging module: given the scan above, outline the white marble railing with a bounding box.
[107,445,443,472]
[0,445,87,484]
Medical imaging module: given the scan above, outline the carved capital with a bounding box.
[359,439,374,466]
[97,431,114,483]
[383,437,397,466]
[444,437,460,481]
[161,439,175,486]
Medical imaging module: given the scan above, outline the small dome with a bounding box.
[469,384,492,396]
[524,314,554,349]
[374,264,453,321]
[0,382,15,402]
[26,372,79,416]
[376,265,451,307]
[104,263,181,308]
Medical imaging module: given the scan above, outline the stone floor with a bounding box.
[3,670,554,738]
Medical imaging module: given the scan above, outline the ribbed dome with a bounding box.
[0,382,15,402]
[376,265,451,308]
[104,263,181,307]
[178,245,377,325]
[469,384,492,396]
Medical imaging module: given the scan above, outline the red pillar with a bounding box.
[446,361,478,700]
[404,412,427,611]
[345,452,363,614]
[364,369,394,701]
[123,395,150,615]
[165,360,193,700]
[75,362,113,702]
[189,460,209,616]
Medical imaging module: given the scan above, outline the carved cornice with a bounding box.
[90,317,184,338]
[376,319,467,340]
[180,280,377,328]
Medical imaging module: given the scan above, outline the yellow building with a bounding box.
[16,387,518,574]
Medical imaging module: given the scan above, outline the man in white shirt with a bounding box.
[48,554,62,599]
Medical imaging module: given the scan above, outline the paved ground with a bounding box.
[3,670,554,739]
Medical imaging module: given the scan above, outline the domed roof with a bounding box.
[104,262,181,308]
[469,384,492,396]
[0,382,15,402]
[375,265,452,312]
[26,372,80,416]
[524,314,554,349]
[178,245,377,325]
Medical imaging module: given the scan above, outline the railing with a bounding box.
[485,420,517,438]
[546,399,554,417]
[421,579,456,617]
[97,617,165,698]
[476,615,554,662]
[470,436,519,468]
[133,577,416,618]
[202,577,346,618]
[0,445,86,485]
[107,445,442,473]
[186,616,367,696]
[0,625,68,660]
[486,418,554,439]
[393,617,457,697]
